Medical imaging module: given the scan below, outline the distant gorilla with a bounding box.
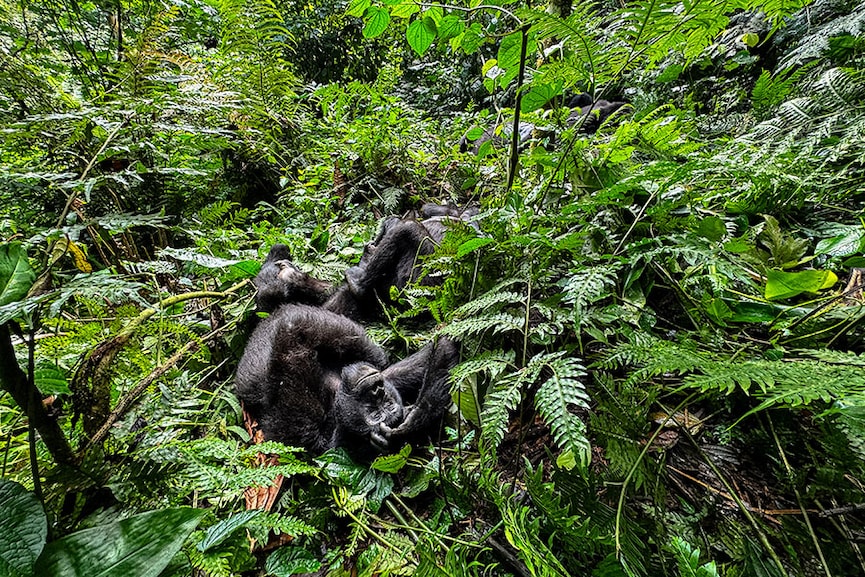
[235,304,458,456]
[254,205,478,320]
[566,94,630,134]
[459,93,630,154]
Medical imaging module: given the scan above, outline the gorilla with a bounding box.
[254,205,478,320]
[235,303,458,457]
[459,93,630,155]
[566,94,631,134]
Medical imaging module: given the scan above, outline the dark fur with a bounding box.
[254,207,477,319]
[235,304,458,456]
[459,93,630,154]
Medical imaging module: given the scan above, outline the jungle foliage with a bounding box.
[2,0,865,575]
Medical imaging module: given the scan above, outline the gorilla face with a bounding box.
[338,363,406,451]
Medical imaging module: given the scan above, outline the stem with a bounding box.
[768,415,831,577]
[506,26,530,193]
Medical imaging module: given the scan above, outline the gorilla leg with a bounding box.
[343,219,438,299]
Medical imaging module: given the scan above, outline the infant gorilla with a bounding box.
[236,304,457,457]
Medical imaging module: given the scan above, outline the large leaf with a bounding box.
[362,7,390,38]
[407,17,436,56]
[265,547,322,576]
[0,243,36,307]
[34,507,204,577]
[520,82,561,112]
[764,268,838,300]
[197,510,262,552]
[0,479,47,577]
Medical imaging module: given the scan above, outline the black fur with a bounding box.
[235,303,458,457]
[459,93,630,154]
[254,207,477,319]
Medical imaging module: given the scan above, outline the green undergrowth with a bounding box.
[2,0,865,575]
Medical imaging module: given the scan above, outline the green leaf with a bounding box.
[814,226,865,257]
[696,216,726,242]
[456,237,494,258]
[556,450,577,471]
[459,22,484,54]
[34,366,70,395]
[35,507,205,577]
[764,269,838,300]
[0,243,36,307]
[370,444,411,473]
[520,82,561,112]
[363,7,390,38]
[437,15,464,40]
[407,17,436,55]
[390,1,418,18]
[265,547,322,576]
[741,32,760,47]
[497,31,524,71]
[0,479,47,577]
[160,247,241,269]
[346,0,371,17]
[197,510,262,552]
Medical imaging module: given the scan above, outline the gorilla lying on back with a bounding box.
[235,304,457,457]
[254,204,478,320]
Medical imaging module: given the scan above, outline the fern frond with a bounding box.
[501,505,571,577]
[439,312,524,340]
[532,353,591,467]
[683,359,865,409]
[598,336,709,387]
[799,349,865,366]
[452,288,526,318]
[560,264,619,320]
[479,371,524,452]
[450,349,515,383]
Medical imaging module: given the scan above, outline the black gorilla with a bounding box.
[254,205,478,320]
[459,93,630,154]
[235,304,457,457]
[566,94,630,134]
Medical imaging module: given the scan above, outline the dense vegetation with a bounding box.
[2,0,865,575]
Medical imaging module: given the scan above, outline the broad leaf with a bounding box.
[764,268,838,300]
[0,479,47,577]
[437,15,464,40]
[363,7,390,38]
[407,17,436,56]
[0,243,35,307]
[197,510,262,552]
[370,444,411,473]
[520,82,561,112]
[390,1,418,18]
[345,0,370,17]
[265,547,322,576]
[35,507,204,577]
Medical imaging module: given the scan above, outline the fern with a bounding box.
[532,353,591,467]
[751,64,817,117]
[683,358,865,413]
[479,370,523,452]
[599,335,710,387]
[501,504,571,577]
[779,6,865,68]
